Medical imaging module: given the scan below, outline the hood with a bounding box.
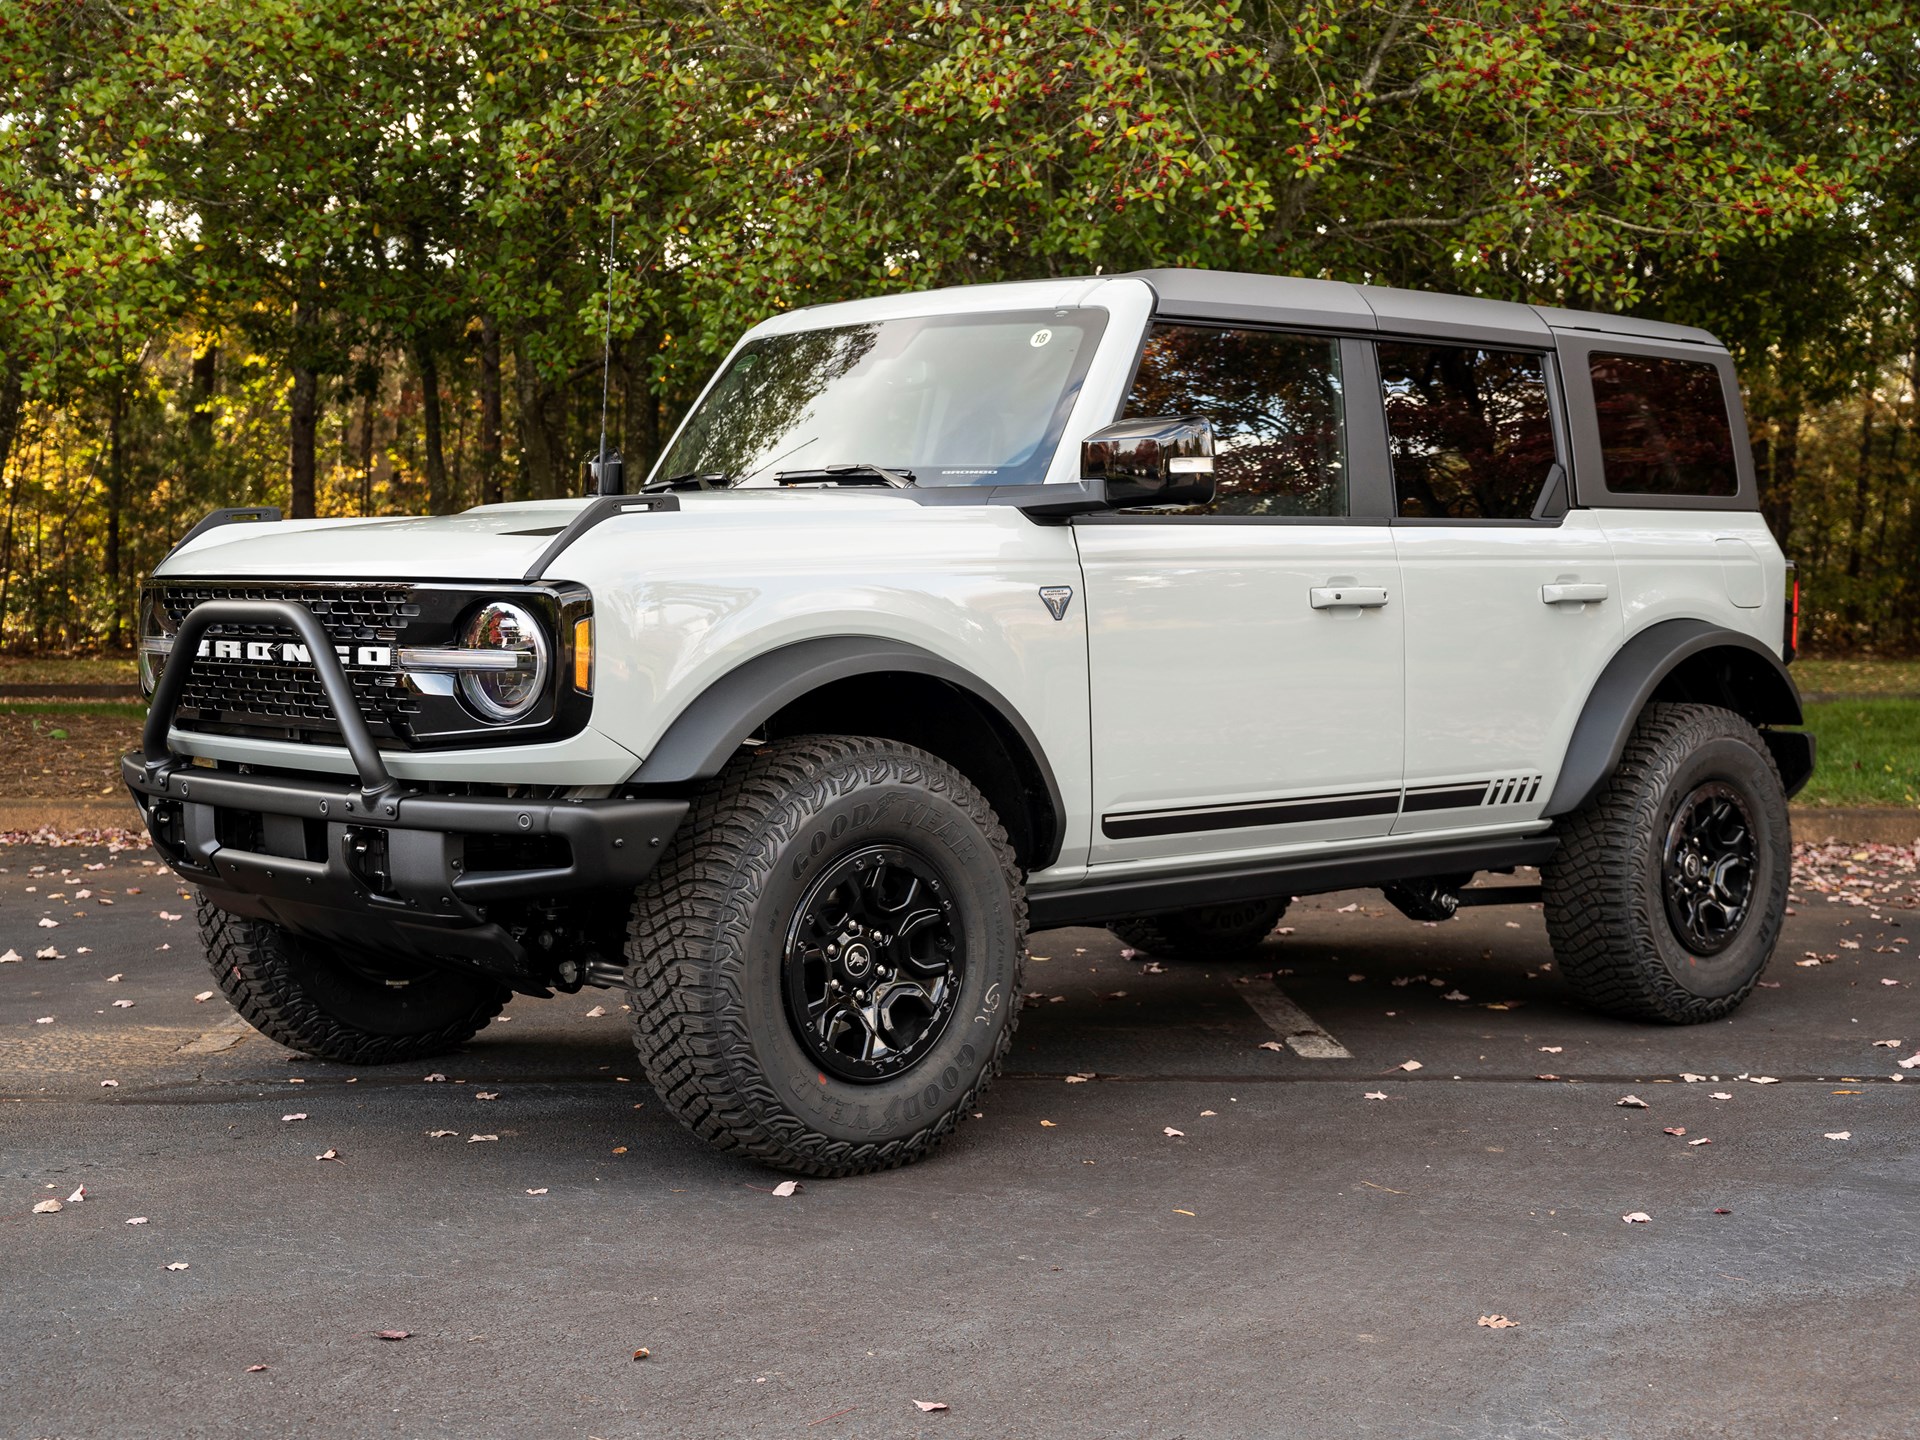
[154,500,599,581]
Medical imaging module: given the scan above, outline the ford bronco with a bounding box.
[128,269,1811,1175]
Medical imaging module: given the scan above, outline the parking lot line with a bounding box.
[1240,984,1352,1059]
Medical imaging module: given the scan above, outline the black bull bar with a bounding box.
[123,598,685,975]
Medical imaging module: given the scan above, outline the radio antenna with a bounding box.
[592,210,622,494]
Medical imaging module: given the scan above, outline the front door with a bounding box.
[1077,324,1406,867]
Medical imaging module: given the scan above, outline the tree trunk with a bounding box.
[106,384,126,649]
[418,344,449,513]
[1846,390,1874,581]
[289,362,319,519]
[512,335,568,499]
[357,371,377,516]
[188,343,217,453]
[479,316,504,506]
[288,298,322,518]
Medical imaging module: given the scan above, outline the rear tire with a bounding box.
[199,899,509,1063]
[1543,702,1790,1024]
[624,736,1026,1177]
[1109,897,1290,962]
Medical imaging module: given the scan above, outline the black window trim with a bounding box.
[1098,317,1385,525]
[1370,333,1575,528]
[1557,333,1757,511]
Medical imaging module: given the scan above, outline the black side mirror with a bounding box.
[1081,415,1215,508]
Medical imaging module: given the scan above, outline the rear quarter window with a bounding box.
[1589,353,1738,497]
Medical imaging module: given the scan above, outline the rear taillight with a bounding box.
[1783,565,1799,664]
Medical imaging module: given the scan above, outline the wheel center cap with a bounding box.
[841,942,873,979]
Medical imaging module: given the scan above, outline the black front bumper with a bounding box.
[126,596,686,984]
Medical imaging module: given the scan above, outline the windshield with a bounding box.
[656,309,1108,488]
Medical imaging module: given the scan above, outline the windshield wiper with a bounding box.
[641,471,737,493]
[773,463,918,489]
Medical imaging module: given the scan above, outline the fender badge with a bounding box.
[1039,585,1074,622]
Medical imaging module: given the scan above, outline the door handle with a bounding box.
[1541,582,1608,606]
[1310,586,1390,610]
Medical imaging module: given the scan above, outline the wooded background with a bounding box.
[3,0,1916,655]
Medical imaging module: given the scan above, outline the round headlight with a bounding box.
[458,602,549,722]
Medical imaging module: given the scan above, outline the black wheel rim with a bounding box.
[1660,781,1757,956]
[782,844,965,1082]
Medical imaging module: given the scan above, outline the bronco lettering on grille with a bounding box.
[194,638,393,668]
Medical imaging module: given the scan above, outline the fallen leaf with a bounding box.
[1794,958,1822,968]
[0,949,18,963]
[1681,1072,1707,1082]
[158,911,181,921]
[1477,1315,1518,1329]
[1443,990,1470,1002]
[37,917,58,928]
[375,1330,410,1341]
[611,1146,628,1154]
[1710,1091,1734,1100]
[1662,1127,1687,1137]
[315,1149,341,1162]
[1364,1091,1388,1100]
[1172,1208,1196,1216]
[1882,978,1901,987]
[32,1199,62,1214]
[282,1113,308,1123]
[1199,1109,1217,1116]
[525,1188,548,1196]
[426,1129,458,1138]
[771,1180,801,1197]
[110,998,134,1009]
[1898,1053,1920,1070]
[194,991,214,1003]
[1064,1073,1094,1084]
[1536,1074,1561,1081]
[466,1135,498,1144]
[474,1092,499,1101]
[1824,1131,1852,1140]
[36,947,60,959]
[99,1078,119,1088]
[632,1348,650,1361]
[1688,1137,1712,1146]
[163,1261,191,1271]
[126,1216,148,1225]
[1622,1211,1651,1224]
[423,1073,447,1083]
[1871,1040,1902,1048]
[33,1016,53,1025]
[1163,1126,1185,1137]
[246,1365,268,1373]
[1713,1207,1733,1215]
[1538,1046,1563,1054]
[1258,1040,1284,1052]
[914,1401,949,1413]
[1616,1095,1649,1108]
[584,1005,607,1018]
[1038,1119,1056,1128]
[1397,1060,1423,1072]
[105,973,122,982]
[1749,1076,1781,1085]
[1349,973,1366,982]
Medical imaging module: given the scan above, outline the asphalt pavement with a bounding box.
[3,837,1917,1440]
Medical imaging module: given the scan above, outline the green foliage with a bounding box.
[1797,699,1920,807]
[0,0,1917,651]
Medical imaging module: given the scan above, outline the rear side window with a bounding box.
[1123,325,1347,516]
[1377,343,1557,520]
[1588,353,1738,496]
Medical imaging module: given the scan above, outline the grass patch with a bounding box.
[1794,658,1920,697]
[1797,698,1920,808]
[0,655,137,686]
[0,701,147,718]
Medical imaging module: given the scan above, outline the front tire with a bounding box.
[624,736,1026,1177]
[199,899,510,1063]
[1543,702,1790,1024]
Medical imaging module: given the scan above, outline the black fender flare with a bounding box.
[631,636,1067,867]
[1543,618,1810,816]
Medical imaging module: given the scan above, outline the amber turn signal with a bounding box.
[573,617,593,693]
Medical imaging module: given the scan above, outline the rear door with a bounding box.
[1076,324,1406,867]
[1369,333,1624,834]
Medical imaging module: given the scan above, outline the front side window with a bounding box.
[656,310,1107,488]
[1589,352,1738,496]
[1379,343,1557,520]
[1122,325,1347,516]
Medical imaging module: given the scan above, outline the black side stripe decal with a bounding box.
[1401,784,1490,814]
[1102,790,1400,841]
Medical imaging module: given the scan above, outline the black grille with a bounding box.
[155,583,422,741]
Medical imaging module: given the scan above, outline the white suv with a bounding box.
[128,269,1811,1175]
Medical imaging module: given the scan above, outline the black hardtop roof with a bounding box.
[1123,267,1721,350]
